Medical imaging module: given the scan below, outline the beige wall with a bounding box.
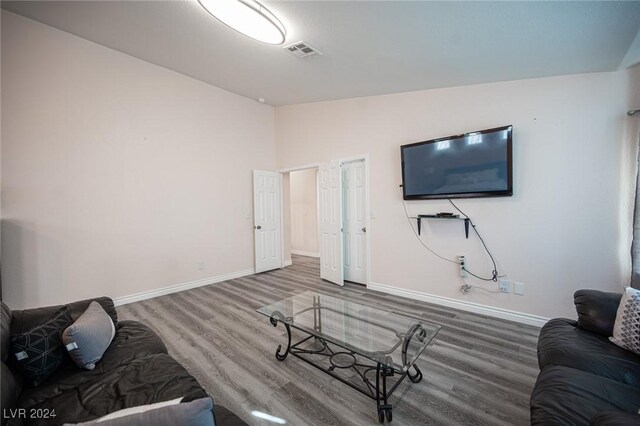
[1,12,275,309]
[2,10,637,321]
[276,71,633,319]
[289,169,318,256]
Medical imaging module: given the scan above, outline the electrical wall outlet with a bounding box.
[458,255,466,277]
[514,281,525,295]
[499,279,511,293]
[198,261,205,271]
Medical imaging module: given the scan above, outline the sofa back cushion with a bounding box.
[66,297,117,325]
[10,297,117,336]
[574,290,622,337]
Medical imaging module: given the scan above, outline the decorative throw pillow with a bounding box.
[609,287,640,355]
[10,307,73,386]
[62,301,115,370]
[93,397,183,421]
[63,397,214,426]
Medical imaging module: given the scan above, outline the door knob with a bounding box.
[362,227,367,232]
[255,225,262,230]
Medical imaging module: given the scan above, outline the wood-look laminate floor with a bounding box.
[117,255,540,426]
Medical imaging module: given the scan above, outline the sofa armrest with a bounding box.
[574,290,621,337]
[590,410,640,425]
[10,297,117,334]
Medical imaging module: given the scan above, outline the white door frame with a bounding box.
[278,154,371,288]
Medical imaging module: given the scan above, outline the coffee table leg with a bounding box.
[375,363,394,423]
[407,364,423,383]
[269,315,291,361]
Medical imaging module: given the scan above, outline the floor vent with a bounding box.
[285,41,322,59]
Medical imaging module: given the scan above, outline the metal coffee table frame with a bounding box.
[266,295,436,423]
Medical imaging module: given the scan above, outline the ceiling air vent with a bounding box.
[285,41,322,59]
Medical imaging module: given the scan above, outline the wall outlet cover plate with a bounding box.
[514,281,525,295]
[499,279,511,293]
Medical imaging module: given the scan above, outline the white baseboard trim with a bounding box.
[113,268,256,306]
[284,259,293,266]
[291,250,320,258]
[368,282,548,327]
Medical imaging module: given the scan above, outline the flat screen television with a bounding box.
[401,125,513,200]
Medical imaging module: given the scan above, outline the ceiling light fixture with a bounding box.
[198,0,286,45]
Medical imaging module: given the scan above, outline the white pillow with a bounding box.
[96,397,183,421]
[609,287,640,355]
[63,397,214,426]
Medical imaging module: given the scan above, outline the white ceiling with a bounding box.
[3,1,640,106]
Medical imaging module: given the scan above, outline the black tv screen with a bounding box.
[401,125,513,200]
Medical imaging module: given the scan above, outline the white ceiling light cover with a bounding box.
[198,0,286,45]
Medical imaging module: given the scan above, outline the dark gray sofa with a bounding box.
[530,290,640,425]
[1,297,246,426]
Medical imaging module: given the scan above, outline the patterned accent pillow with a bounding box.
[11,307,74,386]
[609,287,640,355]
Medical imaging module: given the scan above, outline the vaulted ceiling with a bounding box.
[3,1,640,105]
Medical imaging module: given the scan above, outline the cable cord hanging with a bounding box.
[448,199,500,282]
[402,200,459,265]
[460,280,501,295]
[400,190,503,282]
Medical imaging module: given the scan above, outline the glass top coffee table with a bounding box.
[257,291,440,423]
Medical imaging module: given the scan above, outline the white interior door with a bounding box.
[319,161,344,286]
[253,171,282,273]
[342,160,367,284]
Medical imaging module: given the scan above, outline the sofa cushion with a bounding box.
[16,353,208,425]
[96,320,168,369]
[530,366,640,426]
[537,318,640,387]
[590,410,640,425]
[574,289,621,337]
[1,362,22,425]
[17,320,168,399]
[63,301,116,370]
[11,298,117,336]
[10,307,74,386]
[65,298,118,325]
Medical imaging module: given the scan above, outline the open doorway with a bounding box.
[279,157,369,287]
[289,168,320,262]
